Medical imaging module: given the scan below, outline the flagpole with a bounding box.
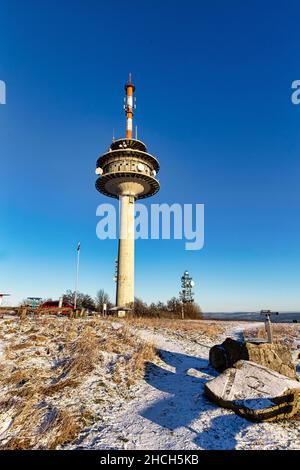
[74,242,80,309]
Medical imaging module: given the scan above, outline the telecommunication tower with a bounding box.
[179,271,195,303]
[95,74,160,308]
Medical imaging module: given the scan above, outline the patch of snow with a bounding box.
[0,413,13,437]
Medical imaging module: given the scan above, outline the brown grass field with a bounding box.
[0,317,157,449]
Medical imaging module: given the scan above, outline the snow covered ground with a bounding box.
[0,317,299,450]
[68,320,300,450]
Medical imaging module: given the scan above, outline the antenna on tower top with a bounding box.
[124,73,135,139]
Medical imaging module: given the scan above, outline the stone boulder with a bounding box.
[209,337,297,380]
[205,360,300,422]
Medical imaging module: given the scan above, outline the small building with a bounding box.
[108,306,132,318]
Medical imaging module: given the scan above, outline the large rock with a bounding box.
[205,360,300,422]
[209,337,297,379]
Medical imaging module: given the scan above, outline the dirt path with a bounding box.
[69,323,300,450]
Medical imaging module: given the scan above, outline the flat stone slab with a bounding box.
[205,360,300,422]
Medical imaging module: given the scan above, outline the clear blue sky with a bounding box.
[0,0,299,311]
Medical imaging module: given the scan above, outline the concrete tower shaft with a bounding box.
[95,75,160,309]
[116,195,135,306]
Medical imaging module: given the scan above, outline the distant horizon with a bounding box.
[1,297,300,316]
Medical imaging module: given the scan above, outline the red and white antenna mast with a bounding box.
[124,73,136,139]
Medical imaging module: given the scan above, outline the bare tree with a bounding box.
[63,290,96,310]
[95,289,112,313]
[132,297,149,317]
[167,297,181,314]
[182,302,202,319]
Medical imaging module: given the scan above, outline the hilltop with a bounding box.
[0,316,299,450]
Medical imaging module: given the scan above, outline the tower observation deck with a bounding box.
[95,74,160,308]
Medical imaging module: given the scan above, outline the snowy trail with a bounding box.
[71,323,300,450]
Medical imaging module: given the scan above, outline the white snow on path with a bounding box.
[68,323,300,450]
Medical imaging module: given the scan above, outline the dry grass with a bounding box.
[125,342,157,386]
[3,437,33,450]
[7,368,33,386]
[6,341,33,352]
[112,341,157,386]
[5,327,18,335]
[43,378,80,396]
[0,316,158,449]
[27,334,47,342]
[126,317,226,343]
[2,406,81,450]
[62,326,100,377]
[48,410,82,450]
